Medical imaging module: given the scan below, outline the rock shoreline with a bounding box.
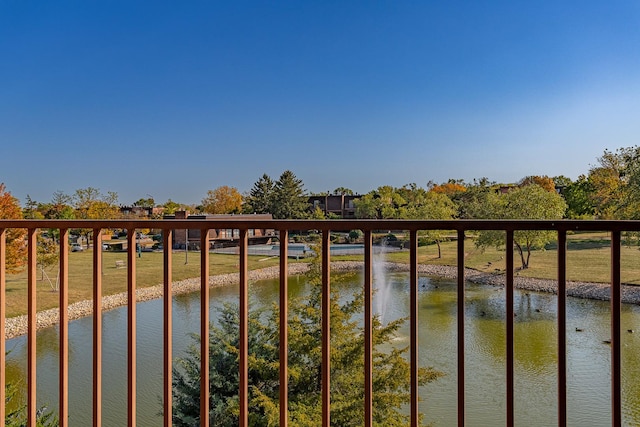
[5,261,639,340]
[332,261,640,304]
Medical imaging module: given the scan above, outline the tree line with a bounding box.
[3,147,640,272]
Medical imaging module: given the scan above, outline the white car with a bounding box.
[71,243,83,252]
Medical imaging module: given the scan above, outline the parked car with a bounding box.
[71,243,83,252]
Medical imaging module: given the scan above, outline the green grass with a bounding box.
[5,232,639,318]
[334,231,640,284]
[3,250,286,318]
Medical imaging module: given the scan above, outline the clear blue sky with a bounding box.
[1,1,639,206]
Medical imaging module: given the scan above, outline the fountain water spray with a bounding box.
[373,238,392,323]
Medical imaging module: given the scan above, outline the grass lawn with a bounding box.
[4,232,639,318]
[338,231,640,285]
[3,250,285,318]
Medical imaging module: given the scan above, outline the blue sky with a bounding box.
[1,1,639,205]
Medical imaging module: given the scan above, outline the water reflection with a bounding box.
[5,272,640,426]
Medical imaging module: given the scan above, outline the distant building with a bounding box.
[120,205,165,218]
[164,211,275,249]
[496,185,517,194]
[308,194,360,218]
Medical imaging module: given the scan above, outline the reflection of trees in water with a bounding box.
[4,357,27,414]
[6,271,639,424]
[622,309,640,425]
[464,288,558,368]
[36,327,60,358]
[418,276,458,330]
[173,292,197,317]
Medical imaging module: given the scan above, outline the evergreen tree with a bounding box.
[272,170,308,219]
[172,249,442,426]
[332,187,354,195]
[22,195,43,219]
[5,379,58,426]
[244,174,275,214]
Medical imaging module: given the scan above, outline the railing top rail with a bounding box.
[2,218,640,232]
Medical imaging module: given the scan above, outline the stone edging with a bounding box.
[332,261,640,304]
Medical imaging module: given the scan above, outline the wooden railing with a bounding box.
[1,219,637,426]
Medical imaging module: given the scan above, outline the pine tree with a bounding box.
[244,174,275,214]
[272,170,308,219]
[172,248,442,426]
[4,380,58,426]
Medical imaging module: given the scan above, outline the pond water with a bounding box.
[5,271,640,426]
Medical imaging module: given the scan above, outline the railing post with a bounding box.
[410,229,419,427]
[0,228,5,424]
[125,228,138,427]
[27,228,37,427]
[557,230,567,427]
[59,228,70,427]
[322,230,331,427]
[163,230,173,427]
[364,230,373,427]
[611,231,622,427]
[279,230,289,427]
[457,230,465,427]
[506,230,514,427]
[127,229,137,427]
[93,227,103,427]
[200,229,210,427]
[239,229,249,427]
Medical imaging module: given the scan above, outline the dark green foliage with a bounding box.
[4,382,58,427]
[451,178,494,219]
[562,175,595,219]
[272,170,308,219]
[172,249,442,426]
[243,174,275,215]
[474,184,567,269]
[348,230,362,242]
[244,171,308,219]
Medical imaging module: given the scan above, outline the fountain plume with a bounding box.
[373,238,392,323]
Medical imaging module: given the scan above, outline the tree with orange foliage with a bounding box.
[519,175,556,192]
[201,185,243,214]
[0,183,27,274]
[428,180,467,196]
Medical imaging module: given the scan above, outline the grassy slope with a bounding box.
[339,231,640,284]
[4,250,283,318]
